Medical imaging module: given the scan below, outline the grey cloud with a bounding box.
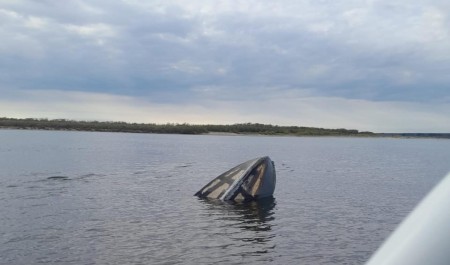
[0,0,449,104]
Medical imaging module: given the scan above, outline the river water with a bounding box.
[1,130,449,264]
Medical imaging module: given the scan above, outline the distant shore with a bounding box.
[0,117,449,139]
[204,132,242,136]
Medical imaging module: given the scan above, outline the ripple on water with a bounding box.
[47,176,70,180]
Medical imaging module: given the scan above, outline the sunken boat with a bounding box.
[195,156,276,202]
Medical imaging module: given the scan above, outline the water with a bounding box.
[1,130,449,265]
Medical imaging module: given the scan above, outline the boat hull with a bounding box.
[195,156,276,202]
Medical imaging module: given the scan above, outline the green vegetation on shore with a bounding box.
[0,117,375,136]
[2,117,448,138]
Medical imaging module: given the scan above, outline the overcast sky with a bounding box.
[1,0,449,132]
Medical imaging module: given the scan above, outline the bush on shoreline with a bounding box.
[0,117,374,136]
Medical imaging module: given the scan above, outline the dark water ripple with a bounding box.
[1,130,449,264]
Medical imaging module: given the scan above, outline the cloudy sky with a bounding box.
[1,0,449,132]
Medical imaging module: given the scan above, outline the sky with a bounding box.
[1,0,450,132]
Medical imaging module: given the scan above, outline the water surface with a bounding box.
[1,130,449,264]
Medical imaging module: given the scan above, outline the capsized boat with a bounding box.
[195,156,276,202]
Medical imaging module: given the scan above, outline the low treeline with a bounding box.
[378,133,450,139]
[0,117,375,136]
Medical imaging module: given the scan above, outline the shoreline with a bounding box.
[1,127,449,139]
[1,117,448,139]
[0,117,372,137]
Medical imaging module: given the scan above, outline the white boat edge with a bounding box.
[365,172,450,265]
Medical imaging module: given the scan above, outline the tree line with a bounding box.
[0,117,375,136]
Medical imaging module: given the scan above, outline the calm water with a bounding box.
[1,130,449,265]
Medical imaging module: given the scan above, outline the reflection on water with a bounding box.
[196,197,276,263]
[199,196,276,228]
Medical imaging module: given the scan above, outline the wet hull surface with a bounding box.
[195,156,276,202]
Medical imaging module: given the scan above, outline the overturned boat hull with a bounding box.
[195,156,276,202]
